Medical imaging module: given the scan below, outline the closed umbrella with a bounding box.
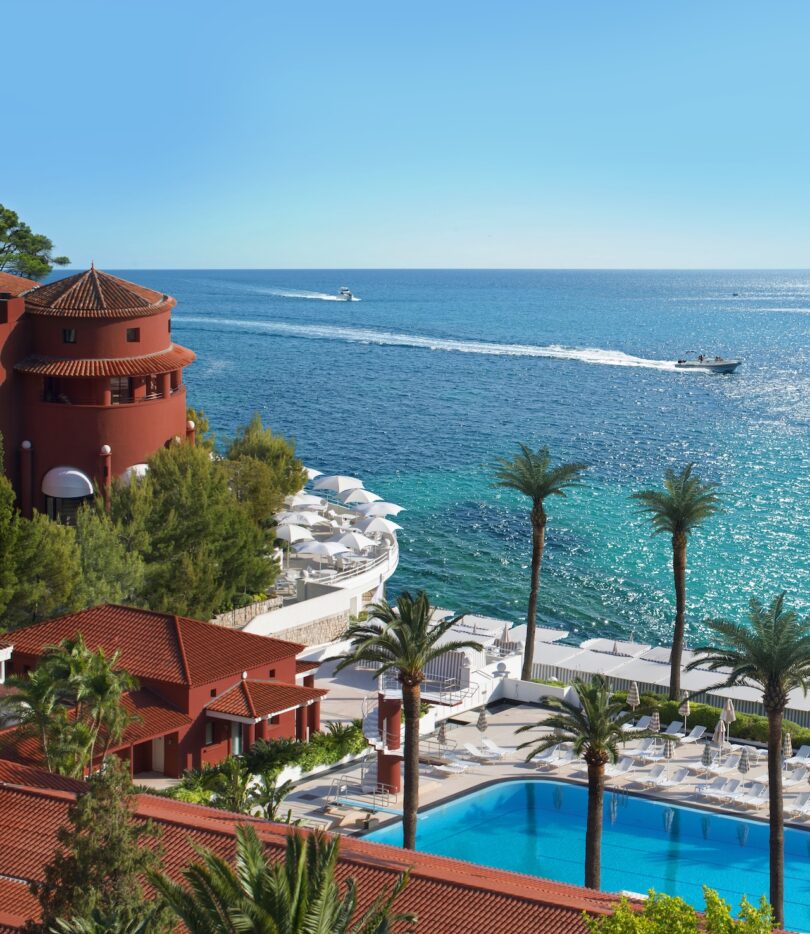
[663,739,674,778]
[355,517,403,536]
[313,475,364,494]
[437,721,447,747]
[783,732,793,767]
[712,719,727,763]
[721,697,736,743]
[353,501,405,517]
[337,488,382,504]
[650,710,661,734]
[476,708,488,753]
[678,693,691,733]
[701,742,714,777]
[627,682,640,712]
[738,746,751,781]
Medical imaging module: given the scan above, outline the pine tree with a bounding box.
[30,758,172,932]
[74,504,144,607]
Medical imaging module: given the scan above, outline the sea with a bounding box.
[72,269,810,648]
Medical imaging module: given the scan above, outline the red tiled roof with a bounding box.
[15,343,195,377]
[0,689,191,769]
[295,659,320,674]
[0,272,39,296]
[9,604,304,687]
[0,782,621,932]
[23,268,175,319]
[0,760,86,793]
[207,680,326,719]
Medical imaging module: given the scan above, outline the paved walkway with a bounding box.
[284,702,810,834]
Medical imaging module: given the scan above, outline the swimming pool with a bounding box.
[365,779,810,932]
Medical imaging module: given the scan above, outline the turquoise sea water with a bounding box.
[365,779,810,932]
[90,269,810,646]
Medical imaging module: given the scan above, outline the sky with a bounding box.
[3,0,810,269]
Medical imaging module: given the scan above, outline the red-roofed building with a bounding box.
[2,604,326,777]
[0,773,622,932]
[0,267,195,519]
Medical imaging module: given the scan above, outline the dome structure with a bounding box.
[24,266,174,319]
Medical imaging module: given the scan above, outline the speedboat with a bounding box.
[675,354,741,374]
[337,287,353,301]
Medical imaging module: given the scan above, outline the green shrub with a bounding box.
[244,722,367,777]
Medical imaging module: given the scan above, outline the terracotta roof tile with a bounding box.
[206,680,326,719]
[0,272,39,296]
[295,659,320,674]
[0,760,86,793]
[15,343,195,377]
[9,604,304,687]
[24,268,175,319]
[0,783,622,932]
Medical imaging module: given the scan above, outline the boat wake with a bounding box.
[266,288,361,302]
[180,316,679,371]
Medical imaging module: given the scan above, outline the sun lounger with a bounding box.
[709,754,741,775]
[482,738,509,758]
[663,721,683,736]
[433,759,469,776]
[631,738,655,759]
[530,744,560,766]
[783,766,808,788]
[785,745,810,768]
[657,767,688,788]
[639,764,667,787]
[696,777,731,800]
[623,715,652,733]
[680,725,706,744]
[734,782,768,808]
[605,757,634,779]
[463,742,500,761]
[788,792,810,817]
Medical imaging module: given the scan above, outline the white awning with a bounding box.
[121,463,149,486]
[41,466,93,499]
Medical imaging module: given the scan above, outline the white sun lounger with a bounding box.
[657,767,689,788]
[663,721,683,736]
[605,757,634,778]
[433,759,469,776]
[631,738,655,759]
[680,725,706,744]
[734,782,768,808]
[788,792,810,817]
[785,745,810,768]
[482,738,509,758]
[697,777,731,800]
[623,715,652,733]
[783,766,808,788]
[709,754,741,775]
[530,744,560,766]
[463,742,500,761]
[639,764,667,787]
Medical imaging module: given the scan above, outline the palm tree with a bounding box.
[0,667,58,770]
[152,824,415,933]
[330,591,481,850]
[517,676,655,890]
[493,444,588,680]
[687,594,810,927]
[631,463,720,699]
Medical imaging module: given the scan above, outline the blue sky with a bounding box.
[3,1,810,268]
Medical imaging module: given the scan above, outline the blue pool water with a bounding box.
[45,269,810,644]
[366,779,810,931]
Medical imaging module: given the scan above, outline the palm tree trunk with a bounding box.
[669,533,687,700]
[585,761,605,890]
[401,680,421,850]
[767,707,785,927]
[522,508,546,681]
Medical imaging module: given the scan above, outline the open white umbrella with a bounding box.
[275,524,314,544]
[331,530,376,552]
[337,488,382,504]
[275,511,324,527]
[721,697,736,743]
[284,493,326,510]
[304,466,323,481]
[313,475,364,494]
[293,539,349,570]
[355,517,403,536]
[353,501,405,517]
[627,682,640,712]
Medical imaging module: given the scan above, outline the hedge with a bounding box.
[245,721,367,776]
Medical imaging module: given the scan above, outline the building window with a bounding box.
[210,688,217,698]
[126,327,140,343]
[268,669,275,679]
[231,721,243,756]
[205,721,214,745]
[270,715,280,725]
[168,319,172,333]
[109,376,133,404]
[62,329,76,344]
[45,494,91,525]
[146,374,158,398]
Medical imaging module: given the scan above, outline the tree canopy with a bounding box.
[0,204,70,280]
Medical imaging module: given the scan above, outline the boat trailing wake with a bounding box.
[265,288,361,302]
[179,316,678,370]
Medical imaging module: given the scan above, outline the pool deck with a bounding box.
[284,701,810,835]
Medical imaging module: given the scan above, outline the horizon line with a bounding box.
[51,266,810,273]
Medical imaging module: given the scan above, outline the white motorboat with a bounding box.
[337,287,353,301]
[675,353,741,374]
